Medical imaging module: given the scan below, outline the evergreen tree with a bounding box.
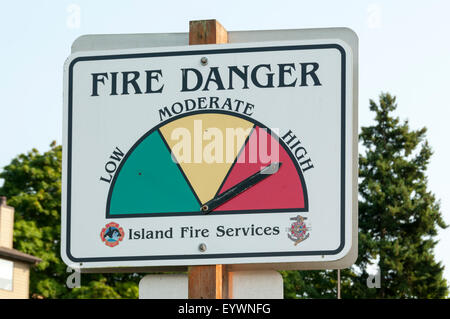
[281,270,337,298]
[0,142,141,298]
[347,92,448,298]
[283,93,448,298]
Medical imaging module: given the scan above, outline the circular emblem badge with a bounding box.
[287,215,310,245]
[100,222,124,247]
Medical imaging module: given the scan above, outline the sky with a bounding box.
[1,0,450,284]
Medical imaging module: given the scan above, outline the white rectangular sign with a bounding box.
[62,29,358,270]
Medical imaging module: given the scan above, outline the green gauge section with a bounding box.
[108,130,200,216]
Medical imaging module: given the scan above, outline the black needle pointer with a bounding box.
[201,162,282,214]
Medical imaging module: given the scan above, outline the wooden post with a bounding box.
[189,19,228,45]
[187,19,230,299]
[337,269,341,299]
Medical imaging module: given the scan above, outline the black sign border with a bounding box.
[65,43,347,263]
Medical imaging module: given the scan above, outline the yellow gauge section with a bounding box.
[159,113,254,204]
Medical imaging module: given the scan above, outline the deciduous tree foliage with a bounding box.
[0,142,140,298]
[283,93,448,298]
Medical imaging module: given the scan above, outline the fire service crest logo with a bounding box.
[100,222,124,247]
[287,215,310,245]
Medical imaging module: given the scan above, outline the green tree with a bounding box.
[283,93,448,298]
[0,141,141,298]
[349,93,448,298]
[281,270,337,299]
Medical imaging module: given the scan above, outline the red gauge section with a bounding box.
[214,126,306,212]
